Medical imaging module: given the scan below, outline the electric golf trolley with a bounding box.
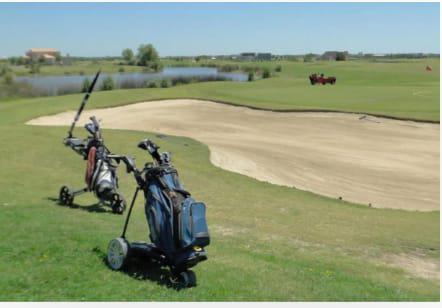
[59,116,127,214]
[58,71,126,214]
[107,139,210,288]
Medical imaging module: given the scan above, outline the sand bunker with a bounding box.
[28,99,439,211]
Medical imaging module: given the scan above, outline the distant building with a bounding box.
[239,52,272,61]
[257,53,272,61]
[321,51,349,61]
[239,52,256,61]
[25,48,60,64]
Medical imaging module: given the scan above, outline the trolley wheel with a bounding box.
[111,194,126,214]
[107,237,129,270]
[59,186,74,206]
[171,270,197,288]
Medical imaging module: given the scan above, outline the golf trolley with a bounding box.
[107,139,210,288]
[59,116,127,214]
[57,71,126,214]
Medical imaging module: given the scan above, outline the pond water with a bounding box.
[15,67,248,96]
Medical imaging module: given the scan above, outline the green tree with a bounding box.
[122,48,134,64]
[137,44,159,68]
[160,79,168,88]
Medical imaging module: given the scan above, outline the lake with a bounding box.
[15,67,248,96]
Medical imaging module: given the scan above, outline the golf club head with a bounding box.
[123,156,136,173]
[138,139,159,153]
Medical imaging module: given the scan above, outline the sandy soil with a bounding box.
[27,99,440,211]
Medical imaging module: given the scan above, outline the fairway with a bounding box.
[4,59,440,121]
[0,59,439,301]
[28,99,440,211]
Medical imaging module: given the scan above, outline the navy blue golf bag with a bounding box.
[120,139,210,272]
[143,164,210,269]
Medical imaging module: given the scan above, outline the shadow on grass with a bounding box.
[47,197,114,214]
[92,246,185,291]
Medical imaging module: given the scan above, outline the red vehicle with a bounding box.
[309,73,336,85]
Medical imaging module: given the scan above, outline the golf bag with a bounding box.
[144,162,210,264]
[59,116,126,214]
[108,139,209,285]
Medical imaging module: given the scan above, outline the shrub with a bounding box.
[275,65,282,72]
[150,61,163,72]
[219,64,239,72]
[0,82,42,99]
[57,84,82,96]
[160,79,168,88]
[147,81,157,88]
[303,54,314,62]
[262,68,271,79]
[336,52,347,61]
[3,72,14,85]
[100,76,115,91]
[248,72,254,82]
[0,64,11,76]
[81,78,91,93]
[118,67,125,73]
[29,63,40,74]
[171,76,192,86]
[242,65,260,73]
[120,79,139,89]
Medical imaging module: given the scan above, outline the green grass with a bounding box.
[4,58,439,121]
[0,59,439,300]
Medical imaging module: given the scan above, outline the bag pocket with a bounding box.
[179,198,210,249]
[190,202,210,247]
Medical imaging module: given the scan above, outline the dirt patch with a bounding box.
[27,99,440,211]
[379,253,440,280]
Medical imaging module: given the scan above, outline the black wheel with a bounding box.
[111,194,126,214]
[107,237,130,270]
[171,270,197,288]
[59,186,74,206]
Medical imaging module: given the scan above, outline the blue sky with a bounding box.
[0,2,439,57]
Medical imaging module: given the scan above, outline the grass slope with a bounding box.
[0,123,439,300]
